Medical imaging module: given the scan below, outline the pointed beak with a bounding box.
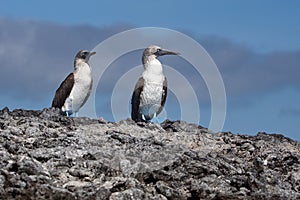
[89,51,96,57]
[156,49,179,56]
[86,51,96,61]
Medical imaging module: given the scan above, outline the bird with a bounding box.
[131,45,179,122]
[52,50,96,117]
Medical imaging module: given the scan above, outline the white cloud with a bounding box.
[0,18,299,118]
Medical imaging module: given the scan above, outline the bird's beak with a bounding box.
[89,51,96,57]
[156,49,179,56]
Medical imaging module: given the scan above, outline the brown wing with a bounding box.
[51,73,74,108]
[158,77,167,115]
[131,77,144,122]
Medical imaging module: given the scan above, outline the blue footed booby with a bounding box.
[52,50,96,116]
[131,45,179,122]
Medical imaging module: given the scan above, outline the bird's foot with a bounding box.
[142,114,146,121]
[65,111,74,117]
[150,113,160,124]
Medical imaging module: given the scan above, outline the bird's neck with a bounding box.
[143,58,163,76]
[74,59,90,72]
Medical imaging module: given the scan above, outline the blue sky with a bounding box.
[0,0,299,140]
[2,0,299,52]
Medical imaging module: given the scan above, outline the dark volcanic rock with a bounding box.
[0,107,299,199]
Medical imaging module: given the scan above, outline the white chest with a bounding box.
[141,79,163,104]
[140,72,164,116]
[74,63,92,87]
[63,63,92,113]
[139,59,166,117]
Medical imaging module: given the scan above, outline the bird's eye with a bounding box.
[81,52,88,59]
[157,49,161,52]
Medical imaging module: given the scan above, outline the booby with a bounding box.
[131,45,179,122]
[52,50,96,116]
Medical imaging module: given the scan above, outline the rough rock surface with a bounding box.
[0,107,299,199]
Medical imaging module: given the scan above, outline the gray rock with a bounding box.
[109,188,144,200]
[0,107,299,199]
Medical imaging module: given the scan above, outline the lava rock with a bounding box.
[0,108,299,199]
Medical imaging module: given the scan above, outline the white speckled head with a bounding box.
[142,45,179,65]
[74,50,96,67]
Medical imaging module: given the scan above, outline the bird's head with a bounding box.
[75,50,96,64]
[142,45,179,64]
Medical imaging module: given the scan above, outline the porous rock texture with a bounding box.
[0,107,299,199]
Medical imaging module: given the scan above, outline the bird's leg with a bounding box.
[151,112,159,123]
[142,114,146,122]
[153,112,157,123]
[66,111,70,117]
